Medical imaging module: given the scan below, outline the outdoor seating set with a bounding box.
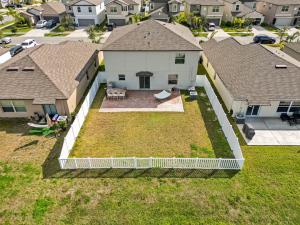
[188,86,198,100]
[28,112,67,129]
[280,112,300,126]
[106,82,127,100]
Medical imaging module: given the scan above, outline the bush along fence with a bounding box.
[58,74,245,170]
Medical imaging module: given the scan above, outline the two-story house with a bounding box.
[102,19,201,90]
[256,0,300,26]
[223,0,264,24]
[66,0,106,26]
[185,0,224,26]
[147,0,183,22]
[105,0,141,26]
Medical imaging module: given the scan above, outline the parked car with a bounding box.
[21,39,37,49]
[10,45,23,56]
[5,3,22,8]
[205,22,216,31]
[253,35,276,44]
[0,37,12,44]
[45,20,57,29]
[36,20,47,29]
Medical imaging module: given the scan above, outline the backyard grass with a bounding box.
[70,86,232,158]
[0,118,299,224]
[229,32,254,37]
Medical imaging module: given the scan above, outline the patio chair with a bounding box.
[154,90,171,100]
[119,92,126,100]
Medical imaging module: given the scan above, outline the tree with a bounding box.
[233,17,245,28]
[191,16,201,29]
[87,25,103,43]
[286,31,300,43]
[131,14,142,23]
[61,15,74,30]
[175,12,188,26]
[278,26,288,42]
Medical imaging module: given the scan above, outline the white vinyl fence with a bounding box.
[58,74,244,170]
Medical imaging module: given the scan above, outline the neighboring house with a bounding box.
[26,2,67,24]
[105,0,141,26]
[240,0,257,9]
[148,0,183,22]
[102,19,201,90]
[201,38,300,118]
[223,0,264,24]
[0,42,100,118]
[185,0,224,25]
[66,0,106,26]
[256,0,300,26]
[0,48,11,65]
[283,42,300,61]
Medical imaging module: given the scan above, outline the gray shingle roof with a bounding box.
[33,2,66,15]
[257,0,300,5]
[201,38,300,105]
[285,42,300,54]
[105,0,138,6]
[103,19,201,51]
[0,42,100,104]
[185,0,224,6]
[68,0,103,6]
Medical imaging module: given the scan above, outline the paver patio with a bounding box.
[238,118,300,145]
[100,90,184,112]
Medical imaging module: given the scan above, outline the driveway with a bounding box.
[66,28,88,38]
[212,28,231,41]
[252,25,278,38]
[22,28,51,37]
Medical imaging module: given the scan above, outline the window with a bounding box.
[128,5,134,10]
[172,4,178,12]
[281,5,289,12]
[277,101,291,112]
[0,100,26,113]
[175,53,185,64]
[253,3,256,9]
[68,6,72,10]
[110,6,117,12]
[119,74,125,80]
[150,3,154,10]
[122,6,128,11]
[77,6,81,12]
[168,74,178,85]
[246,105,260,116]
[88,6,92,12]
[212,6,220,12]
[235,4,240,11]
[290,101,300,112]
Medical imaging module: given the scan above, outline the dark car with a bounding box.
[253,35,276,44]
[10,45,23,57]
[45,19,57,29]
[5,3,22,8]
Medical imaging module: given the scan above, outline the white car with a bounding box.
[206,22,216,31]
[36,20,47,28]
[21,39,37,49]
[0,37,12,44]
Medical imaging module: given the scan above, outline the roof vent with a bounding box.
[22,66,35,71]
[275,64,287,69]
[6,66,19,71]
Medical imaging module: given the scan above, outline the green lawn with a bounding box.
[0,24,32,37]
[71,86,232,158]
[0,119,299,224]
[44,25,74,37]
[261,23,279,32]
[229,32,254,37]
[0,20,15,29]
[221,26,251,32]
[192,32,208,37]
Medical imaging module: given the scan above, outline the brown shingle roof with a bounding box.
[103,19,201,51]
[33,2,66,15]
[201,38,300,105]
[185,0,224,6]
[0,42,100,104]
[257,0,300,5]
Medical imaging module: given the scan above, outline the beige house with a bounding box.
[185,0,224,25]
[0,42,101,118]
[256,0,300,26]
[201,38,300,118]
[223,0,264,24]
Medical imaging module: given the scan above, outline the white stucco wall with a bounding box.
[103,51,201,90]
[73,1,106,25]
[0,52,11,65]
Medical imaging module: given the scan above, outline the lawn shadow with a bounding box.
[14,140,39,151]
[192,88,235,158]
[0,118,31,134]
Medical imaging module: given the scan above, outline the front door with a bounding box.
[139,76,150,89]
[43,104,58,117]
[246,105,260,116]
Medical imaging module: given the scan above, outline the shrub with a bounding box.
[57,26,65,32]
[10,26,17,33]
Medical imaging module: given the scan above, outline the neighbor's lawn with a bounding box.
[0,24,32,37]
[0,118,299,224]
[261,23,279,31]
[44,25,74,37]
[229,32,254,37]
[221,26,251,32]
[71,86,232,158]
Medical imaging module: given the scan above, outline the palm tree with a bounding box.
[286,31,300,43]
[131,14,141,23]
[278,26,288,42]
[191,16,201,29]
[87,25,103,43]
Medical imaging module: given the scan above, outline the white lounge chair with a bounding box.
[27,123,50,128]
[154,90,171,100]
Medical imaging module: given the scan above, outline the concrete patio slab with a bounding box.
[238,118,300,145]
[100,90,184,112]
